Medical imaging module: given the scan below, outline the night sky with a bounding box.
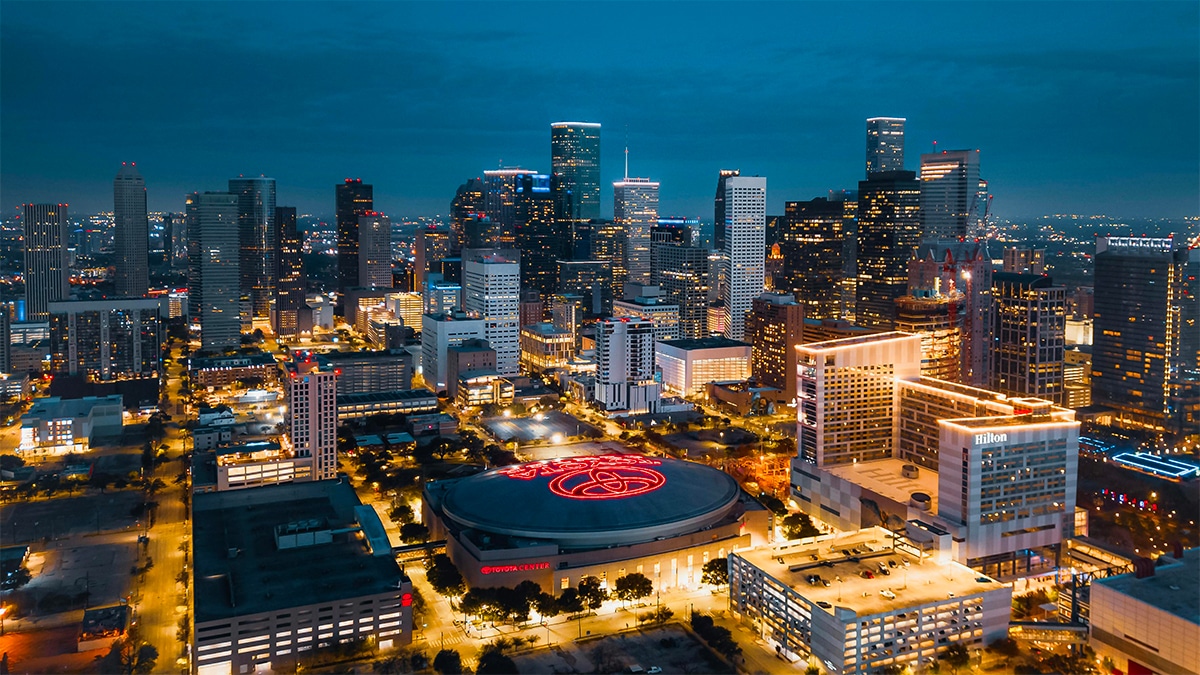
[2,1,1197,220]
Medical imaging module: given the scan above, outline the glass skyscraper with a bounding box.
[919,149,982,240]
[113,163,149,297]
[866,117,905,176]
[22,203,70,322]
[336,178,373,297]
[550,122,601,223]
[856,170,920,330]
[229,176,277,321]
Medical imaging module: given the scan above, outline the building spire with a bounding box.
[624,146,629,180]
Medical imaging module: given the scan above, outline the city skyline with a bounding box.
[2,2,1197,220]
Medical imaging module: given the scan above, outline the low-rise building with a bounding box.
[655,337,752,398]
[314,349,413,396]
[197,405,236,427]
[0,372,32,400]
[19,395,123,456]
[192,480,413,675]
[190,353,280,389]
[729,528,1012,674]
[193,425,234,451]
[456,370,514,409]
[445,339,496,401]
[192,440,314,493]
[519,323,575,374]
[335,389,439,420]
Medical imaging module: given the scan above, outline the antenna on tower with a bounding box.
[932,140,938,153]
[624,125,630,180]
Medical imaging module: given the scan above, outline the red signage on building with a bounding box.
[480,562,552,575]
[497,455,667,501]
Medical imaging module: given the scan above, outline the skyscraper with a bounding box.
[992,273,1066,404]
[746,292,803,401]
[550,122,601,222]
[357,212,392,289]
[1092,237,1199,434]
[275,206,304,337]
[22,203,70,322]
[613,176,659,286]
[651,222,711,339]
[49,298,162,381]
[720,175,767,341]
[462,251,521,376]
[482,168,537,245]
[513,173,563,297]
[229,176,277,321]
[595,317,660,414]
[414,224,453,287]
[780,197,845,320]
[908,240,992,386]
[113,163,149,297]
[188,192,241,350]
[449,177,484,254]
[287,358,338,481]
[865,117,905,175]
[712,169,740,254]
[919,150,981,240]
[336,178,373,298]
[588,219,628,299]
[856,171,921,330]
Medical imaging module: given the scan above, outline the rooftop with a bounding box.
[1094,548,1199,624]
[316,349,409,362]
[26,395,123,419]
[798,331,917,352]
[192,479,406,623]
[657,337,751,351]
[824,459,940,513]
[737,528,1006,618]
[522,322,572,337]
[337,389,438,405]
[189,352,278,369]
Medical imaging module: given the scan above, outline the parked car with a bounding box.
[881,589,896,600]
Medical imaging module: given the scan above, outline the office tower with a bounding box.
[23,203,71,322]
[652,218,695,245]
[229,176,277,322]
[514,173,564,297]
[1093,237,1199,434]
[0,307,10,373]
[856,171,921,330]
[1003,247,1046,275]
[314,349,412,396]
[713,169,740,253]
[588,218,628,297]
[780,198,845,319]
[992,273,1066,404]
[557,260,612,318]
[613,176,659,286]
[919,150,981,241]
[720,175,766,341]
[595,317,661,414]
[550,122,601,222]
[275,206,304,337]
[746,293,803,400]
[113,163,149,297]
[651,238,710,340]
[449,177,484,253]
[865,117,905,175]
[356,212,392,289]
[519,288,544,327]
[336,178,373,297]
[165,212,188,271]
[414,224,452,287]
[286,358,338,481]
[482,168,537,245]
[188,192,241,350]
[894,291,966,382]
[48,298,162,381]
[421,311,486,394]
[462,251,520,376]
[908,240,992,386]
[613,290,680,342]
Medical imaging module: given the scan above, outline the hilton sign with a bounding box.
[975,432,1008,445]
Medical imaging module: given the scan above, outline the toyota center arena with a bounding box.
[423,454,770,592]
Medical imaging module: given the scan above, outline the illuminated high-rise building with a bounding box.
[1093,237,1199,434]
[22,203,70,322]
[919,150,981,240]
[651,232,710,340]
[595,317,660,414]
[780,197,845,320]
[550,122,601,222]
[113,163,149,297]
[357,212,392,289]
[907,240,992,386]
[463,251,521,376]
[1002,247,1046,275]
[746,292,803,400]
[712,169,740,254]
[588,218,628,298]
[513,173,564,297]
[720,176,766,341]
[286,358,338,481]
[229,176,277,321]
[856,170,921,330]
[274,206,304,337]
[415,224,453,287]
[188,192,241,350]
[336,178,373,298]
[613,175,659,286]
[482,168,537,246]
[865,117,905,175]
[992,273,1066,404]
[449,177,484,254]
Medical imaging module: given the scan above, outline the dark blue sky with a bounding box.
[2,2,1197,220]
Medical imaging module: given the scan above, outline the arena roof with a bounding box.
[438,455,741,548]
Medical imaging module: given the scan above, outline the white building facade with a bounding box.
[655,337,752,398]
[287,360,338,481]
[595,318,660,415]
[463,254,521,376]
[420,312,486,394]
[720,176,766,341]
[613,177,659,285]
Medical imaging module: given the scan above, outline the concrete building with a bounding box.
[191,440,314,493]
[445,339,496,401]
[421,311,486,394]
[286,359,337,481]
[1089,548,1198,675]
[22,203,71,322]
[656,337,752,398]
[113,163,150,297]
[729,528,1011,675]
[463,251,520,376]
[192,480,412,675]
[48,298,162,382]
[613,293,681,343]
[746,292,803,401]
[189,192,242,350]
[190,353,280,389]
[720,176,767,341]
[335,389,439,420]
[357,212,393,290]
[991,273,1066,405]
[519,322,575,374]
[908,240,992,386]
[595,317,660,415]
[422,276,461,316]
[19,395,124,457]
[613,176,659,285]
[894,292,966,382]
[1002,247,1046,275]
[314,349,412,396]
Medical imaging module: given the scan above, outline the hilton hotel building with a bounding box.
[791,332,1079,574]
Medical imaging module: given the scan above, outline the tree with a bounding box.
[757,492,787,516]
[100,626,158,674]
[433,649,463,674]
[577,576,607,610]
[987,637,1021,658]
[613,573,654,605]
[476,650,518,675]
[426,554,465,597]
[400,523,430,544]
[555,587,584,615]
[0,454,25,471]
[702,558,729,587]
[938,643,970,675]
[782,513,821,540]
[533,592,560,620]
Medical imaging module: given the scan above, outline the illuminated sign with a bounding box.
[497,455,667,501]
[480,562,551,575]
[974,432,1008,445]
